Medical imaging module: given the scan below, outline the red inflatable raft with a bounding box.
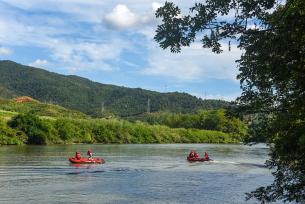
[187,156,211,162]
[69,157,105,164]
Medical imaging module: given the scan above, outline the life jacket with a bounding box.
[75,152,81,159]
[87,150,93,155]
[204,152,209,159]
[194,152,200,158]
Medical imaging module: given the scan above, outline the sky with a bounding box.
[0,0,243,101]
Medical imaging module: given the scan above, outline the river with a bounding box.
[0,144,276,204]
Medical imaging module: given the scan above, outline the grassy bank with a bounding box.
[0,113,241,145]
[0,98,88,118]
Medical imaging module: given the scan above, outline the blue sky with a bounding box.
[0,0,242,101]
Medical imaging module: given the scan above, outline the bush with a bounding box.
[128,109,248,141]
[0,119,26,145]
[8,113,53,145]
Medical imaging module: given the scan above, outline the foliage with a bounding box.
[55,118,93,143]
[3,113,241,145]
[0,98,88,118]
[155,0,276,53]
[0,60,231,117]
[0,99,246,145]
[0,86,17,98]
[241,1,305,201]
[55,117,239,144]
[127,109,248,140]
[0,118,25,145]
[154,0,305,202]
[0,109,17,119]
[244,114,273,144]
[8,113,53,145]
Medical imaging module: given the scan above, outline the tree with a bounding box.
[8,113,52,145]
[155,0,305,203]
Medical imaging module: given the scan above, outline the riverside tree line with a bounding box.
[0,109,247,145]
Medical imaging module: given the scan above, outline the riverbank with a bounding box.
[0,113,242,145]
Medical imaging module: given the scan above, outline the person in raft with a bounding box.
[189,150,195,158]
[194,151,200,158]
[87,150,94,159]
[189,150,200,158]
[204,152,210,160]
[75,152,81,160]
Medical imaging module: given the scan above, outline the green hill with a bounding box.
[0,97,88,119]
[0,60,231,116]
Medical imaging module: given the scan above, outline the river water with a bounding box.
[0,144,276,204]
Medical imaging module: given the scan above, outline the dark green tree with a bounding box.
[8,113,52,145]
[155,0,305,203]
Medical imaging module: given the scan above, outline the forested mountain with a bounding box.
[0,60,231,116]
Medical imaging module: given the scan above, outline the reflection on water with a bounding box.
[0,144,276,203]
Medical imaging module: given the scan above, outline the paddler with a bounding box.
[194,151,200,158]
[204,152,210,160]
[87,149,94,159]
[75,152,81,160]
[189,150,195,158]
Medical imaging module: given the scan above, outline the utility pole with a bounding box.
[147,98,150,113]
[101,101,105,113]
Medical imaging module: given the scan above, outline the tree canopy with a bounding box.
[155,0,305,203]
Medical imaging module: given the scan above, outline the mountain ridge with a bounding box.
[0,60,231,116]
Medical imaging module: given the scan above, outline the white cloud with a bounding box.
[104,4,138,29]
[48,39,131,72]
[0,17,73,47]
[0,46,12,55]
[29,59,48,68]
[0,5,132,73]
[142,42,242,82]
[142,50,204,80]
[104,3,161,30]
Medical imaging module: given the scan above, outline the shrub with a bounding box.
[8,113,53,145]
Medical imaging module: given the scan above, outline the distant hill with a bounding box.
[0,60,232,116]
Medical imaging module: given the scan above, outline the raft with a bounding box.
[69,157,105,164]
[187,156,211,162]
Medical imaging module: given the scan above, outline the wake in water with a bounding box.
[67,166,151,175]
[212,160,240,165]
[212,160,266,168]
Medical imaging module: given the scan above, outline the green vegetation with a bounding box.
[0,98,88,119]
[1,112,240,145]
[0,118,26,145]
[127,109,247,141]
[0,60,231,117]
[0,109,17,118]
[0,98,246,145]
[155,0,305,202]
[8,114,53,145]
